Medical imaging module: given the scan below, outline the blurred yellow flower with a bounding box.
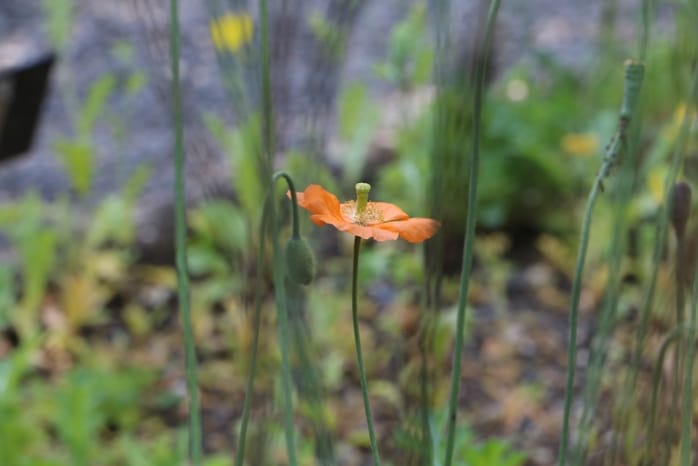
[663,102,698,140]
[647,166,667,203]
[561,132,598,157]
[210,13,253,52]
[672,102,697,126]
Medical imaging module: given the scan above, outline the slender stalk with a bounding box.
[681,271,698,466]
[271,173,299,466]
[628,62,698,465]
[671,230,686,447]
[254,0,297,461]
[351,236,381,466]
[275,172,300,239]
[418,314,433,465]
[558,142,616,466]
[259,0,273,172]
[234,203,269,466]
[286,281,335,466]
[168,0,202,463]
[645,326,689,462]
[571,159,633,466]
[271,215,298,466]
[638,0,656,61]
[629,66,698,399]
[559,58,645,465]
[681,148,698,466]
[442,2,500,465]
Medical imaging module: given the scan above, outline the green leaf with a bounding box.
[190,200,248,256]
[122,164,152,204]
[54,138,94,195]
[42,0,74,51]
[0,266,15,329]
[87,196,132,246]
[78,74,117,138]
[125,71,147,96]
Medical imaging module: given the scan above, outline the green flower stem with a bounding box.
[271,173,300,466]
[646,326,689,462]
[259,0,273,171]
[236,173,302,466]
[630,65,698,398]
[681,249,698,466]
[559,59,645,466]
[418,315,433,465]
[559,182,600,464]
[234,203,269,466]
[275,172,301,239]
[256,0,295,457]
[352,236,381,466]
[681,331,697,466]
[571,164,633,466]
[671,231,686,446]
[169,0,202,464]
[443,1,500,465]
[638,0,655,62]
[272,222,298,466]
[558,117,623,466]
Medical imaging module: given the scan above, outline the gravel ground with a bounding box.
[0,0,662,255]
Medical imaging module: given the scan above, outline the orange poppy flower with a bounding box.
[292,183,439,243]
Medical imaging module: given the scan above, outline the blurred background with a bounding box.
[1,0,697,465]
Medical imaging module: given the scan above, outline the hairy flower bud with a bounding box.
[670,181,692,238]
[285,237,315,285]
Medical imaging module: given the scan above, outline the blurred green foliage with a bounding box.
[0,194,62,338]
[374,2,433,91]
[2,1,697,464]
[42,0,74,51]
[395,410,527,466]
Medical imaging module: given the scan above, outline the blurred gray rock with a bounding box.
[0,0,648,261]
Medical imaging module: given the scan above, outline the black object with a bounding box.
[0,53,55,162]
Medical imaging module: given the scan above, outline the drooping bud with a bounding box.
[285,237,315,285]
[620,59,645,120]
[355,182,371,215]
[670,181,692,238]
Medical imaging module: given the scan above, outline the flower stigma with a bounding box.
[353,182,381,225]
[355,183,371,213]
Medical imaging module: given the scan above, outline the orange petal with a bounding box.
[343,223,399,241]
[378,218,440,243]
[291,185,346,226]
[371,202,409,222]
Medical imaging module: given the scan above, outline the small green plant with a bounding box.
[307,10,347,63]
[396,410,526,466]
[0,338,172,466]
[374,1,433,91]
[188,199,248,299]
[0,194,62,339]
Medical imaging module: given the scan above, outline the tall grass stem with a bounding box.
[629,68,698,399]
[259,0,273,172]
[557,142,615,466]
[680,81,698,466]
[559,60,645,466]
[646,326,687,461]
[443,1,501,465]
[168,0,203,463]
[234,203,269,466]
[638,0,656,61]
[681,279,698,466]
